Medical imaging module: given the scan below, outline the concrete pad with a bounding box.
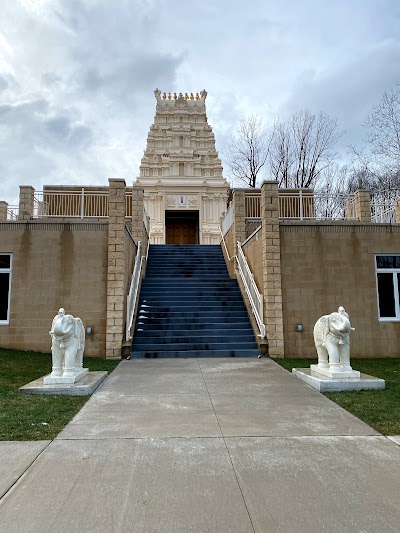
[387,436,400,446]
[226,436,400,533]
[102,369,207,395]
[58,409,222,439]
[19,371,108,396]
[204,374,310,395]
[293,368,385,392]
[0,441,50,498]
[198,358,285,373]
[80,391,214,411]
[210,393,379,437]
[215,408,378,437]
[128,359,201,371]
[0,439,253,533]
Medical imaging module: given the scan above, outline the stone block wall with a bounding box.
[106,179,127,359]
[0,221,108,356]
[260,182,284,357]
[18,186,34,220]
[280,221,400,358]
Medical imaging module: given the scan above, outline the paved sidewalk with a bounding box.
[0,358,399,532]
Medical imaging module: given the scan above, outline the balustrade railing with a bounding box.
[371,198,397,223]
[34,189,109,218]
[125,192,132,218]
[313,193,356,220]
[7,206,19,220]
[236,241,265,338]
[245,195,261,219]
[242,190,356,220]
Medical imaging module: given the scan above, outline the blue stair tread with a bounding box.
[131,349,261,358]
[131,244,259,358]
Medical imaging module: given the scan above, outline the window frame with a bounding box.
[375,254,400,321]
[0,253,12,325]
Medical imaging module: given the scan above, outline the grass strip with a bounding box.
[275,357,400,435]
[0,347,119,441]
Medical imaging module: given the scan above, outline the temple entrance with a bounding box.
[165,211,199,244]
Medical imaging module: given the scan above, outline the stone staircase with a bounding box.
[130,244,260,358]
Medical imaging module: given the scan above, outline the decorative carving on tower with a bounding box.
[137,89,229,244]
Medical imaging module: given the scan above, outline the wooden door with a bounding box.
[166,221,198,244]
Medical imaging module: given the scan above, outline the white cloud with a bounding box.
[0,0,399,202]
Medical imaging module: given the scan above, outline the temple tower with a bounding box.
[135,89,229,244]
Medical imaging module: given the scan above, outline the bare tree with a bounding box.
[365,85,400,169]
[270,110,343,188]
[314,163,351,218]
[225,115,271,187]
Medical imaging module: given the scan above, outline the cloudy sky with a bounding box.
[1,0,399,204]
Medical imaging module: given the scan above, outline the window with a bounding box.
[0,254,12,324]
[376,255,400,320]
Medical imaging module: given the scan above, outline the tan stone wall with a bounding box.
[0,221,108,356]
[280,221,400,358]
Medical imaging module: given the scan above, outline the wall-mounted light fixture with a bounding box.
[297,324,303,332]
[86,326,93,335]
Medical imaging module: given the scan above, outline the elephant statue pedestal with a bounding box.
[310,363,360,379]
[292,306,385,392]
[43,308,88,385]
[310,306,360,379]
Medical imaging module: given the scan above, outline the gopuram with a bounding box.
[135,89,229,244]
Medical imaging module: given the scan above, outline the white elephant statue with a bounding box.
[44,308,87,383]
[311,306,359,378]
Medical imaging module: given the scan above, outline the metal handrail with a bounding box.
[236,241,266,338]
[125,235,150,342]
[143,208,149,235]
[126,241,143,341]
[221,202,234,236]
[219,226,234,262]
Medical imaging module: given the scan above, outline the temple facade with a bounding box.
[135,89,229,244]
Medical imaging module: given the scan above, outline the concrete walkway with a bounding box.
[1,358,400,532]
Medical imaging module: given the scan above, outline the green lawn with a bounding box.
[0,348,119,441]
[275,357,400,435]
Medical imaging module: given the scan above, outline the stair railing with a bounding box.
[236,241,266,338]
[126,240,148,341]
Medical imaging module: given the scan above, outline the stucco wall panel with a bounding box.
[0,221,108,357]
[280,222,400,358]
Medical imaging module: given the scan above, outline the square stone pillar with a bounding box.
[345,197,354,220]
[18,186,35,220]
[106,178,126,359]
[0,201,8,220]
[354,189,371,222]
[232,189,246,254]
[261,181,284,358]
[131,186,144,244]
[395,200,400,224]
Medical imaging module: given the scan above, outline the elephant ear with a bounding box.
[75,318,85,350]
[319,316,329,346]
